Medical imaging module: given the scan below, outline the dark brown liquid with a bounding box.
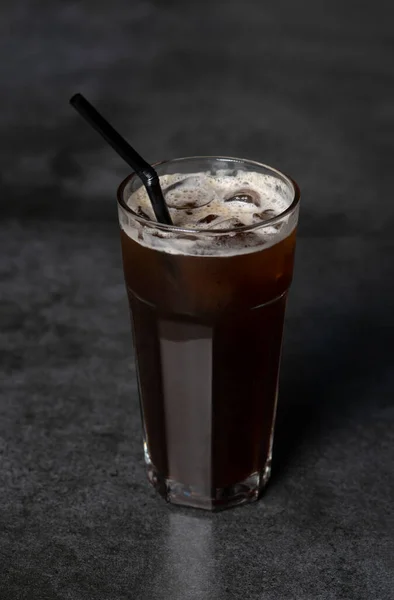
[120,228,297,492]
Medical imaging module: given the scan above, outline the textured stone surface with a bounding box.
[1,1,393,598]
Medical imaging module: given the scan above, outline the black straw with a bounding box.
[69,93,172,225]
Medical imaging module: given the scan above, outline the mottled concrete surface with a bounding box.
[1,1,393,598]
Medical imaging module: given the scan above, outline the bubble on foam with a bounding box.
[120,169,297,256]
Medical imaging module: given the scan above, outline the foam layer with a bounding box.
[119,170,297,256]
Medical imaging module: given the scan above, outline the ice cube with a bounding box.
[196,213,220,226]
[253,209,276,222]
[208,217,245,230]
[163,176,217,209]
[224,189,260,207]
[135,205,151,220]
[213,229,263,250]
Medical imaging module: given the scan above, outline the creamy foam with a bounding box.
[119,170,298,256]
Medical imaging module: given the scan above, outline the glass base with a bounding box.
[145,448,272,511]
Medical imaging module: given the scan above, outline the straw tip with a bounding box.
[69,93,83,107]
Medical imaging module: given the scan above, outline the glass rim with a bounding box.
[117,156,300,235]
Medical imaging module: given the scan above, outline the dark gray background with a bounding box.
[1,0,393,598]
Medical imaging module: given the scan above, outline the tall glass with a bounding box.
[117,157,300,510]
